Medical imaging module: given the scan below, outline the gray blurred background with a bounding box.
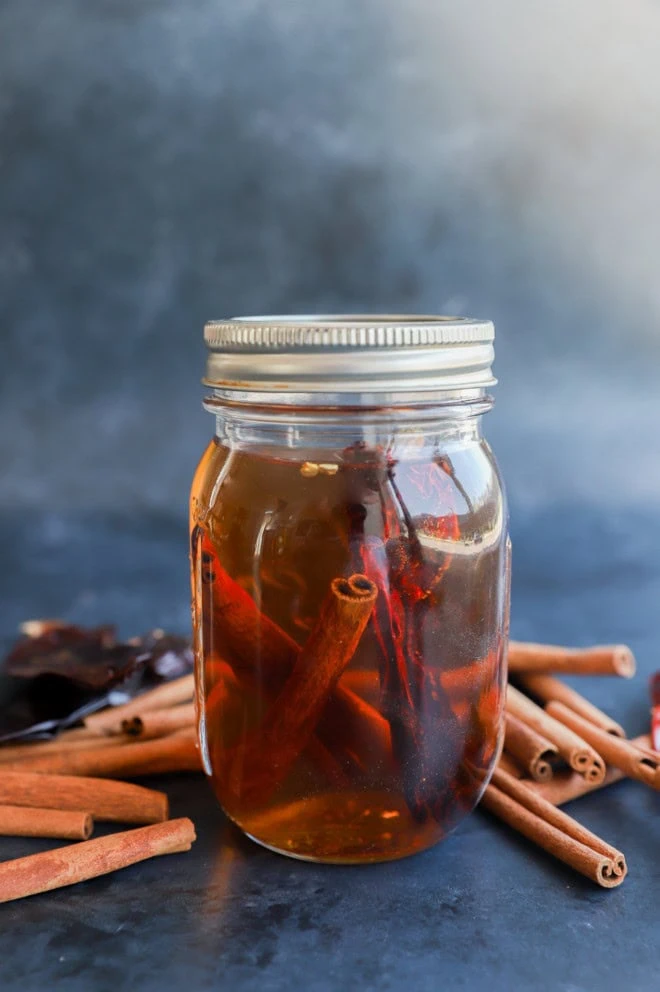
[1,2,659,523]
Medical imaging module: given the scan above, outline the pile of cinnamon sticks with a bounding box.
[0,638,654,900]
[0,674,201,904]
[484,640,653,889]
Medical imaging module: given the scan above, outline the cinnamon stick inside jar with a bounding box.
[508,642,636,678]
[202,640,351,790]
[518,674,625,737]
[0,771,169,823]
[504,713,558,782]
[506,686,605,784]
[0,818,196,904]
[198,543,391,766]
[228,574,378,807]
[482,769,626,888]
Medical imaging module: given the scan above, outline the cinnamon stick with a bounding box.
[0,771,168,823]
[546,703,660,790]
[498,752,525,779]
[525,734,650,806]
[233,574,378,805]
[508,642,636,678]
[482,769,626,888]
[506,685,605,783]
[528,766,626,806]
[519,674,625,737]
[0,818,196,904]
[198,539,302,688]
[0,730,202,778]
[54,726,98,741]
[120,703,196,740]
[439,660,488,698]
[504,713,558,782]
[0,805,93,840]
[0,733,136,764]
[340,669,380,705]
[198,537,390,766]
[203,651,350,789]
[84,674,195,734]
[315,680,391,771]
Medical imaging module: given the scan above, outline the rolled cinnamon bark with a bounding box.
[519,674,625,737]
[483,769,626,888]
[529,766,625,805]
[0,805,93,840]
[498,752,525,779]
[0,734,135,764]
[200,541,390,766]
[0,730,202,778]
[506,686,605,784]
[527,734,650,805]
[504,713,558,782]
[508,642,635,678]
[203,652,351,789]
[340,669,380,705]
[120,703,196,740]
[55,726,98,741]
[546,703,660,790]
[0,771,168,823]
[315,681,391,771]
[233,574,378,805]
[84,674,195,734]
[0,818,196,904]
[438,660,488,697]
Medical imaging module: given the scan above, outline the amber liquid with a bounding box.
[191,437,508,863]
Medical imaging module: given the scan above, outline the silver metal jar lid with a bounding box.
[203,315,495,399]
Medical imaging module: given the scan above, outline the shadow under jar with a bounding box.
[191,315,510,864]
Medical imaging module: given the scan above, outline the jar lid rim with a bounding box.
[203,314,496,395]
[204,314,494,351]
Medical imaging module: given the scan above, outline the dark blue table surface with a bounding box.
[0,505,658,992]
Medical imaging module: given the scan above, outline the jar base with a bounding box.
[243,830,443,865]
[221,789,458,865]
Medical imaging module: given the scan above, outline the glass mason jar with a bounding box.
[190,315,510,864]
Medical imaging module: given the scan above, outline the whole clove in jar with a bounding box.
[190,315,510,863]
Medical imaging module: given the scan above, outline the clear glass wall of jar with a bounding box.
[190,316,510,863]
